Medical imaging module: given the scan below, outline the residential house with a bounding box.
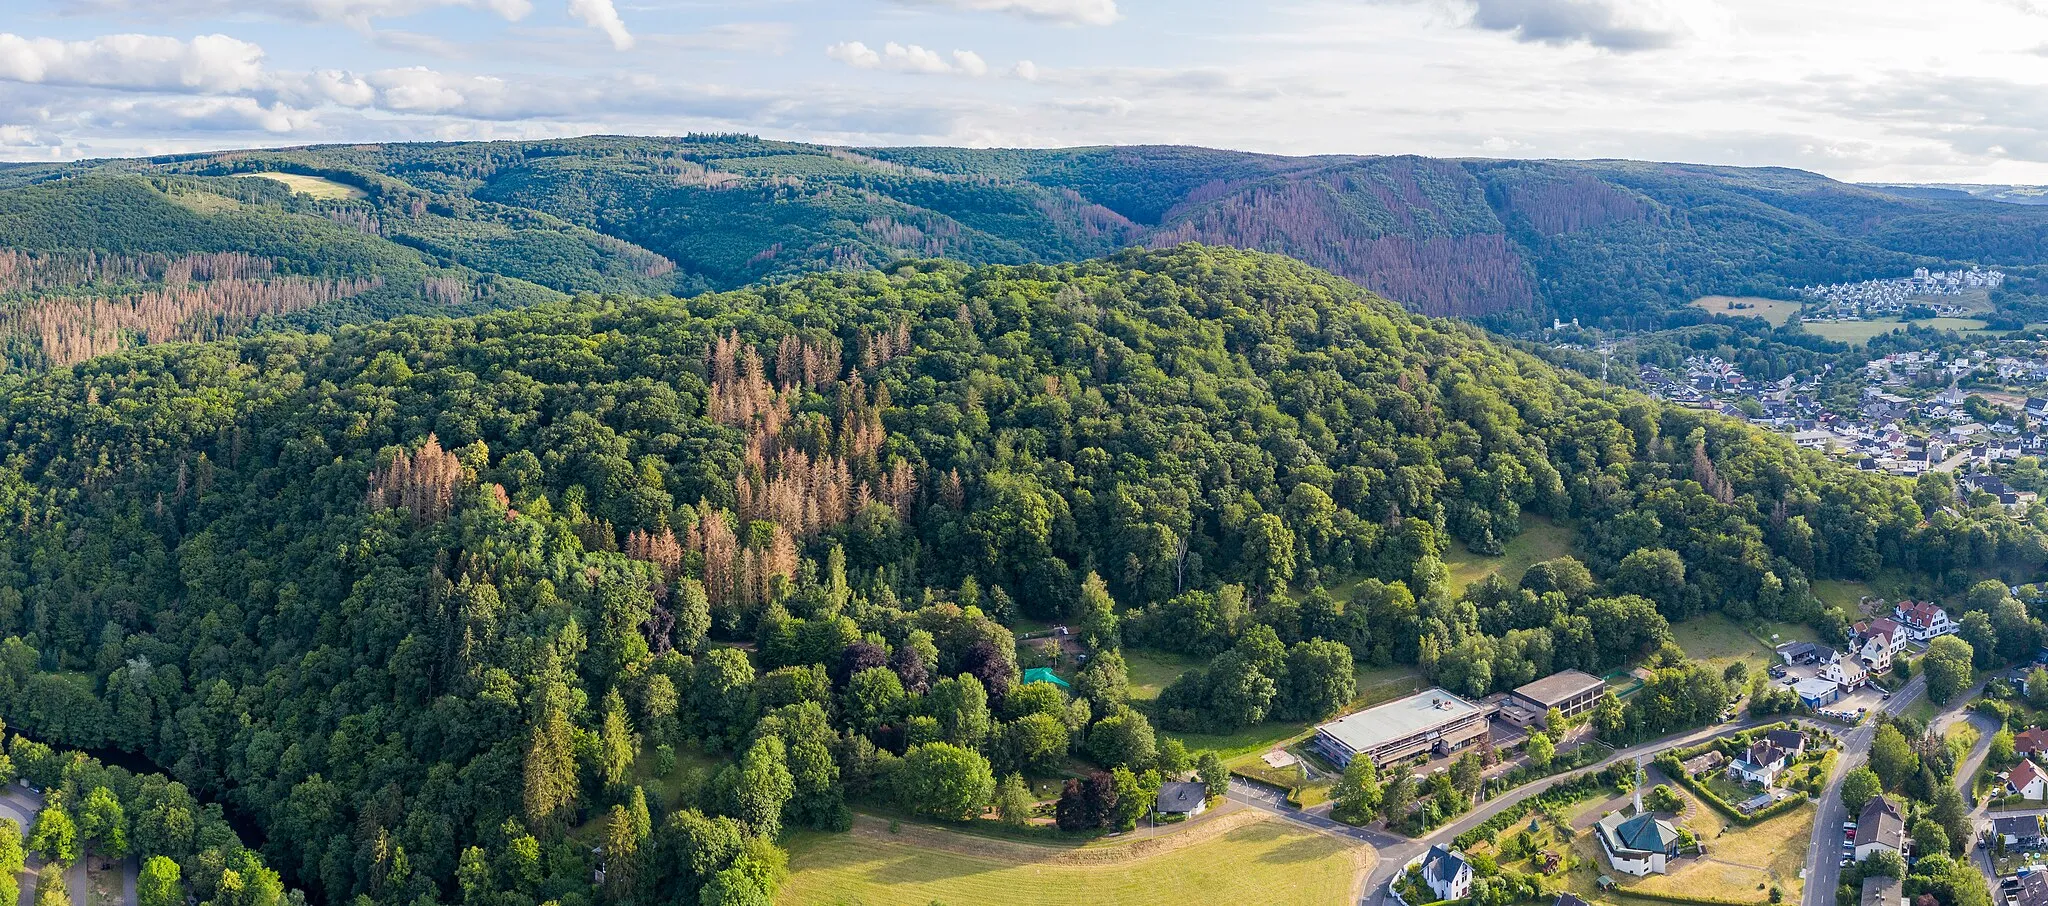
[1851,619,1905,675]
[2009,758,2048,801]
[2016,728,2048,761]
[1854,796,1905,861]
[1154,781,1208,819]
[2017,870,2048,906]
[1893,601,1957,642]
[1821,656,1867,690]
[1996,814,2044,850]
[1729,739,1794,786]
[1414,846,1474,901]
[1595,811,1682,876]
[1861,877,1905,906]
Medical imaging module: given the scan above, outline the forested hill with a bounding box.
[9,136,2048,347]
[0,246,2041,906]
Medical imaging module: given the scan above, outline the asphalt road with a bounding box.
[1799,673,1928,906]
[1229,713,1786,905]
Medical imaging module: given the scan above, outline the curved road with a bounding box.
[1229,714,1787,904]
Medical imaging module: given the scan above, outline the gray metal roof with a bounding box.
[1512,670,1605,708]
[1156,781,1206,814]
[1315,688,1484,755]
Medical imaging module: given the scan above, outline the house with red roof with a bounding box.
[2009,758,2048,801]
[2017,728,2048,761]
[1893,601,1956,643]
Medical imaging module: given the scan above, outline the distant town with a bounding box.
[1799,267,2006,322]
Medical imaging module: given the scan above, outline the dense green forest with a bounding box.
[9,137,2048,346]
[0,247,2042,905]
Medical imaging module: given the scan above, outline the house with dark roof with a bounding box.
[2020,868,2048,906]
[1411,846,1473,901]
[1154,781,1208,819]
[1555,894,1590,906]
[1996,814,2044,850]
[1595,811,1681,876]
[1854,796,1905,861]
[1729,740,1792,786]
[1861,876,1904,906]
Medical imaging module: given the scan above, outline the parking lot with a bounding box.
[1766,659,1889,724]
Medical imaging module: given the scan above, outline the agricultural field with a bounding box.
[1802,318,1907,344]
[1691,296,1803,326]
[232,171,368,199]
[778,812,1368,906]
[1443,516,1576,595]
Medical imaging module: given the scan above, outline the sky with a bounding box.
[6,0,2048,183]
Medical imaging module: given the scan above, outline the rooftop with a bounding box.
[1315,688,1485,755]
[1156,781,1206,814]
[1512,670,1605,708]
[1597,811,1680,855]
[1861,876,1902,906]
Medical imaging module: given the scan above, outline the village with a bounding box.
[1798,268,2007,322]
[1302,595,2048,906]
[1634,343,2048,507]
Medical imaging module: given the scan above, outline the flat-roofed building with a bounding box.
[1508,670,1606,725]
[1310,688,1491,769]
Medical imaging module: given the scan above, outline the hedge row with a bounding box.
[1656,753,1809,826]
[1454,766,1625,850]
[1603,885,1770,906]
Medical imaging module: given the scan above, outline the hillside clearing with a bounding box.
[233,171,368,199]
[1691,296,1802,326]
[1443,516,1575,595]
[778,812,1367,906]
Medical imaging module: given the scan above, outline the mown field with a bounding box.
[778,812,1365,906]
[1690,296,1803,326]
[232,171,367,199]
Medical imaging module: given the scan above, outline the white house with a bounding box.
[1893,601,1957,643]
[1855,796,1905,861]
[1821,656,1867,690]
[1595,811,1682,876]
[1728,739,1793,786]
[1852,618,1905,675]
[2010,758,2048,801]
[1412,846,1473,901]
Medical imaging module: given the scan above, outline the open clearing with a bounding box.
[1444,516,1575,595]
[1669,614,1778,675]
[779,812,1366,906]
[1691,296,1803,326]
[233,171,367,200]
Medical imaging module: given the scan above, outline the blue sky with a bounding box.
[7,0,2048,183]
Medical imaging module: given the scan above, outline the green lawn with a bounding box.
[1443,516,1575,595]
[1803,319,1905,344]
[1125,649,1201,703]
[779,816,1361,906]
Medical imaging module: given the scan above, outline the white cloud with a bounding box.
[825,41,996,76]
[0,33,271,94]
[567,0,634,50]
[55,0,533,30]
[1012,60,1040,81]
[893,0,1121,26]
